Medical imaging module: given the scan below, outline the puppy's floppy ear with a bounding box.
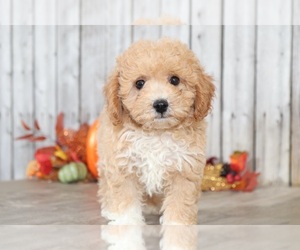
[104,69,123,125]
[194,69,215,120]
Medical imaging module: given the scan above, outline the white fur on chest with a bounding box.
[116,129,201,195]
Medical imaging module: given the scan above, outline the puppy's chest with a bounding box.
[118,130,200,195]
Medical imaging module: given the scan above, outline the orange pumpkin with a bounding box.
[86,120,100,178]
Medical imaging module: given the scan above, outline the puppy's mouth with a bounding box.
[155,112,169,119]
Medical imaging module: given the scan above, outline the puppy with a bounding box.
[97,38,215,225]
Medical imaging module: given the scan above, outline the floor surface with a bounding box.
[0,180,299,249]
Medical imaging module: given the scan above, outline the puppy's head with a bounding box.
[104,39,215,130]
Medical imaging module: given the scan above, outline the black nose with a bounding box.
[153,99,168,114]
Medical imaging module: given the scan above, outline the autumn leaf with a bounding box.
[34,120,41,130]
[16,134,34,140]
[69,151,80,162]
[29,136,47,142]
[233,171,260,192]
[243,171,260,192]
[56,113,64,134]
[21,120,31,131]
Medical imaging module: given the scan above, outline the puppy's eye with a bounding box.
[135,79,145,90]
[169,76,180,86]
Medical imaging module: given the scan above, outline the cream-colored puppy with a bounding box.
[97,38,215,225]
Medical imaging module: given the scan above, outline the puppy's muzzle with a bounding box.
[153,99,168,114]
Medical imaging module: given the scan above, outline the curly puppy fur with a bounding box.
[97,38,215,225]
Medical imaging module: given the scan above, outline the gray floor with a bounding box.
[0,180,300,249]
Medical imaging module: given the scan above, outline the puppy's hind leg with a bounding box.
[99,172,145,225]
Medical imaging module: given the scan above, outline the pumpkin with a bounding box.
[86,120,99,178]
[58,162,87,183]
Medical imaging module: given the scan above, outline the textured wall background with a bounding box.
[0,0,299,185]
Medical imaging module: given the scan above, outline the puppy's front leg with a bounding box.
[99,172,145,225]
[161,172,201,225]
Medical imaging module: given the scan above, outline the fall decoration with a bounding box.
[233,171,260,192]
[26,160,40,177]
[201,152,259,192]
[230,151,248,173]
[58,162,88,184]
[16,119,46,142]
[20,113,96,183]
[19,116,258,191]
[202,164,236,191]
[56,113,89,163]
[26,160,59,181]
[86,120,99,178]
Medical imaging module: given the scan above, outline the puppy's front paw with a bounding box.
[159,215,164,225]
[101,225,146,250]
[160,225,199,250]
[108,218,145,225]
[102,206,145,225]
